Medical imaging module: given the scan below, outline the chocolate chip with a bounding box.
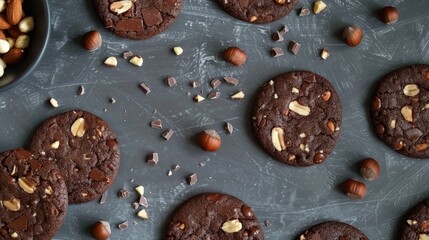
[278,25,289,35]
[313,153,326,164]
[77,85,85,95]
[187,173,197,185]
[165,77,177,87]
[224,77,239,86]
[118,189,130,198]
[271,47,284,57]
[139,195,148,208]
[375,124,385,135]
[100,191,108,204]
[122,51,133,59]
[191,81,201,88]
[288,41,301,55]
[272,31,283,42]
[208,91,221,99]
[299,7,310,16]
[147,153,159,166]
[224,122,233,134]
[142,7,163,27]
[28,159,41,170]
[162,129,174,140]
[118,221,128,230]
[241,205,254,218]
[116,19,143,31]
[150,119,162,129]
[89,168,107,182]
[211,79,221,89]
[139,83,151,94]
[371,97,382,111]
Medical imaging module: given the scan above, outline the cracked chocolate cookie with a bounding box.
[30,110,120,204]
[93,0,183,40]
[251,71,342,167]
[400,198,429,239]
[0,148,68,240]
[217,0,298,24]
[371,65,429,158]
[298,221,368,240]
[166,192,264,240]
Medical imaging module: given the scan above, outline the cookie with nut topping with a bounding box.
[400,198,429,239]
[29,110,120,203]
[298,221,368,240]
[0,148,68,240]
[371,65,429,158]
[217,0,298,24]
[93,0,183,40]
[166,192,264,239]
[251,71,342,167]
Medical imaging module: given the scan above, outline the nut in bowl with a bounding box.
[0,0,50,92]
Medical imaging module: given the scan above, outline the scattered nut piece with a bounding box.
[407,219,417,226]
[173,46,183,56]
[3,198,20,211]
[343,26,363,47]
[135,186,144,196]
[129,55,143,67]
[109,0,133,15]
[403,84,420,97]
[71,117,86,137]
[104,56,117,67]
[45,186,53,195]
[360,158,380,181]
[313,0,327,14]
[320,48,329,59]
[224,122,233,134]
[224,47,246,66]
[299,7,310,16]
[194,95,205,102]
[137,209,149,220]
[271,127,286,151]
[77,85,85,95]
[401,105,413,122]
[390,119,397,129]
[81,30,102,52]
[379,6,399,25]
[49,98,59,108]
[231,91,245,99]
[221,219,242,233]
[50,141,60,149]
[342,179,366,199]
[198,129,221,151]
[91,221,111,240]
[289,101,310,116]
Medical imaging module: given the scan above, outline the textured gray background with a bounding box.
[0,0,429,239]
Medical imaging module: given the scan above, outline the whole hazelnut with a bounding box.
[90,221,111,240]
[198,129,221,152]
[82,30,102,52]
[360,158,380,181]
[379,6,399,25]
[224,47,247,66]
[342,179,366,200]
[342,26,363,47]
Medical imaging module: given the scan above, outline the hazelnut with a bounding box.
[342,26,363,47]
[360,158,380,181]
[379,6,399,25]
[91,221,111,240]
[223,47,247,66]
[342,179,366,199]
[82,30,102,52]
[198,129,221,152]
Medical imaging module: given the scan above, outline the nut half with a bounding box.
[403,84,420,97]
[71,118,86,137]
[289,101,311,116]
[3,198,20,211]
[18,177,36,194]
[271,127,286,151]
[221,219,242,233]
[109,1,133,15]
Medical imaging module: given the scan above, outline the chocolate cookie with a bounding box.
[298,221,368,240]
[371,65,429,158]
[30,110,120,203]
[217,0,299,24]
[166,192,264,240]
[251,71,342,167]
[0,148,68,240]
[93,0,183,40]
[400,198,429,239]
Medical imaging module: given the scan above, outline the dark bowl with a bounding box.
[0,0,50,92]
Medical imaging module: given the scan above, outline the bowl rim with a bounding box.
[0,0,51,93]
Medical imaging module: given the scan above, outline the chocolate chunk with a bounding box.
[224,77,239,86]
[279,25,289,35]
[122,51,133,59]
[272,31,284,42]
[89,168,107,182]
[187,173,197,185]
[165,77,177,87]
[208,91,221,99]
[264,220,272,227]
[7,215,28,230]
[139,83,151,94]
[172,164,180,171]
[299,7,310,16]
[147,153,159,166]
[288,41,301,55]
[162,129,174,140]
[191,81,201,88]
[139,195,149,208]
[150,119,163,129]
[271,47,284,57]
[77,85,85,95]
[142,7,163,26]
[118,221,128,230]
[405,128,423,142]
[118,189,130,198]
[116,19,144,31]
[100,191,108,204]
[224,122,233,134]
[132,202,139,210]
[211,79,221,89]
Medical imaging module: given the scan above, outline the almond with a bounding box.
[2,48,24,64]
[6,0,22,25]
[0,14,10,29]
[7,26,21,38]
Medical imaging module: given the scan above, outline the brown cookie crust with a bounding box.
[166,192,264,240]
[93,0,183,40]
[30,110,120,204]
[400,198,429,239]
[251,71,342,167]
[371,65,429,158]
[217,0,299,24]
[0,148,68,240]
[298,221,368,240]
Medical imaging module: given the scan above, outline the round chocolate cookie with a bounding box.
[93,0,183,40]
[217,0,299,24]
[166,192,264,240]
[0,148,68,240]
[371,65,429,158]
[298,221,368,240]
[251,71,342,167]
[400,198,429,239]
[30,110,120,204]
